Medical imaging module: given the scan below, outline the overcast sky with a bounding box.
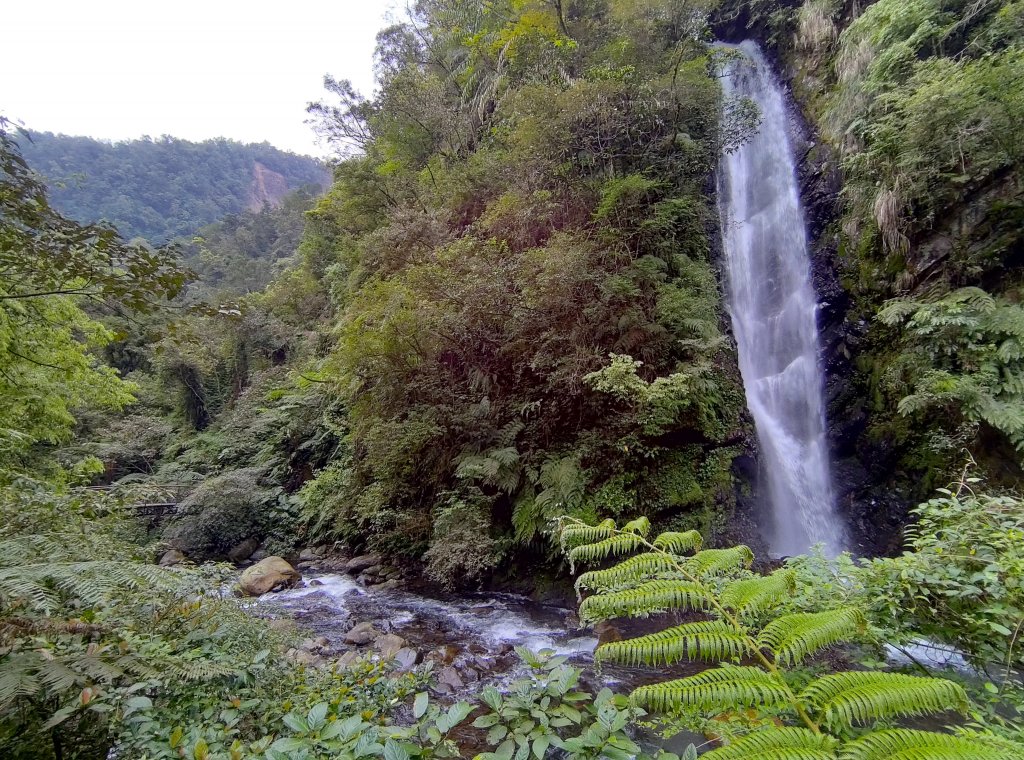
[3,0,399,157]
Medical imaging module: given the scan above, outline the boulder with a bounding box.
[158,548,186,567]
[345,553,383,573]
[374,633,407,658]
[344,621,381,645]
[227,537,261,564]
[238,556,301,596]
[370,579,401,592]
[250,548,269,562]
[298,547,319,562]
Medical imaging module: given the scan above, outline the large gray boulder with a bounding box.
[238,556,301,596]
[345,553,383,573]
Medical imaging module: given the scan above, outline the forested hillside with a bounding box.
[3,1,1024,758]
[19,133,330,242]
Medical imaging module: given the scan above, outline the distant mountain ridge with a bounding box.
[19,132,331,243]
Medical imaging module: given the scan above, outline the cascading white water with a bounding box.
[717,40,846,556]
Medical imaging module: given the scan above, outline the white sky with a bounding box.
[2,0,399,157]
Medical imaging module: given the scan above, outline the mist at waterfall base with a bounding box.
[718,41,847,557]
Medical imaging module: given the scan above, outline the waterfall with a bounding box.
[717,41,846,556]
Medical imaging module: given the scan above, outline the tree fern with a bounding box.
[800,672,968,730]
[838,729,1008,760]
[595,620,751,666]
[555,517,1017,759]
[578,579,711,622]
[703,727,839,760]
[757,609,868,665]
[630,665,792,713]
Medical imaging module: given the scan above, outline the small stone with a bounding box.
[345,621,380,645]
[158,548,186,567]
[345,553,383,573]
[393,647,419,670]
[460,666,480,683]
[374,633,407,658]
[308,579,324,587]
[438,666,464,691]
[428,644,460,665]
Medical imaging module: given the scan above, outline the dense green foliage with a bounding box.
[558,515,1022,758]
[775,0,1024,487]
[20,132,328,242]
[292,0,751,569]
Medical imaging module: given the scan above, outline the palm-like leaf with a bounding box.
[757,609,867,665]
[838,728,1007,760]
[578,579,710,622]
[596,620,750,666]
[630,665,792,713]
[801,672,968,729]
[704,727,839,760]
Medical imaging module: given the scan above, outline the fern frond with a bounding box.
[653,530,704,554]
[575,552,679,594]
[630,664,791,713]
[721,570,797,618]
[704,727,839,760]
[757,608,867,665]
[621,516,652,536]
[578,579,711,622]
[838,728,1008,760]
[596,620,751,666]
[684,546,754,576]
[559,518,617,549]
[568,533,643,567]
[801,672,968,729]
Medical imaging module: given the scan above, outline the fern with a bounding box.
[574,552,679,594]
[757,609,868,665]
[578,579,711,622]
[595,620,750,666]
[704,727,839,760]
[653,529,703,554]
[838,729,1008,760]
[800,672,968,729]
[630,665,792,713]
[721,570,797,618]
[556,517,1019,759]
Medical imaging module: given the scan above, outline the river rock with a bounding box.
[370,579,401,591]
[298,547,319,562]
[427,644,460,665]
[337,651,366,668]
[286,648,319,667]
[393,647,419,670]
[374,633,407,658]
[594,620,622,644]
[158,548,186,567]
[346,553,383,573]
[250,548,269,562]
[227,537,261,564]
[308,579,324,587]
[238,556,301,596]
[345,621,380,645]
[438,666,464,691]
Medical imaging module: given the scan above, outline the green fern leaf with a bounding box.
[578,579,711,622]
[801,672,968,729]
[575,552,679,594]
[838,728,1008,760]
[621,516,652,536]
[721,570,797,617]
[630,664,791,713]
[757,609,867,665]
[596,620,751,666]
[568,533,644,567]
[704,727,839,760]
[653,530,704,554]
[684,546,754,576]
[559,519,617,549]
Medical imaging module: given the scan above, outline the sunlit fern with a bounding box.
[555,516,1017,760]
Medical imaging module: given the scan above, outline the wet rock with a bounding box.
[301,636,330,653]
[594,621,622,645]
[337,651,365,668]
[393,647,420,670]
[345,621,381,645]
[438,666,464,691]
[427,644,460,665]
[346,553,383,573]
[371,579,401,591]
[308,579,324,587]
[460,666,480,683]
[158,548,186,567]
[238,556,301,596]
[250,548,269,562]
[299,547,319,562]
[374,633,407,658]
[227,537,260,564]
